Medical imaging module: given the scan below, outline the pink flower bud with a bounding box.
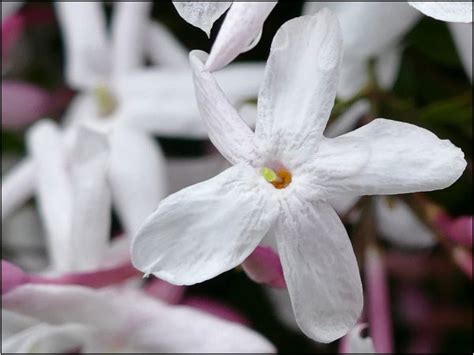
[2,260,30,294]
[242,246,286,288]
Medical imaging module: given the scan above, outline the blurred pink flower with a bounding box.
[242,245,286,288]
[435,213,473,247]
[339,323,375,354]
[182,297,251,326]
[1,81,52,130]
[144,278,186,305]
[2,14,24,65]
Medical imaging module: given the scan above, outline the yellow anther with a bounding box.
[94,84,118,117]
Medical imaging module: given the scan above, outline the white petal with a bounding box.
[172,1,232,36]
[265,288,300,331]
[1,1,23,21]
[255,10,342,164]
[345,324,375,353]
[109,125,167,236]
[68,126,112,271]
[305,3,420,98]
[275,198,363,343]
[166,154,227,194]
[320,119,467,196]
[27,120,74,272]
[324,100,370,138]
[376,46,403,90]
[375,197,436,248]
[449,22,473,81]
[409,1,473,23]
[205,2,276,71]
[55,2,110,89]
[131,164,279,285]
[2,158,35,220]
[146,21,189,68]
[111,2,152,78]
[115,62,264,139]
[62,92,100,128]
[190,51,259,164]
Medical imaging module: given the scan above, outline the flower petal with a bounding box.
[449,22,472,82]
[255,10,342,163]
[340,324,375,354]
[190,51,259,164]
[324,100,370,138]
[27,120,74,272]
[1,1,23,21]
[375,197,436,248]
[2,81,51,130]
[205,2,276,71]
[2,158,35,221]
[275,197,363,343]
[55,2,109,89]
[146,21,189,68]
[409,1,472,23]
[320,119,466,197]
[111,2,152,78]
[109,125,167,236]
[242,246,286,288]
[172,1,232,36]
[68,126,111,271]
[131,164,279,285]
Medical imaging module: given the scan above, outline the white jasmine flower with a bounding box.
[132,10,466,342]
[2,284,275,353]
[408,1,473,23]
[173,1,277,71]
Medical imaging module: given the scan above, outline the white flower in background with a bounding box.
[340,324,375,353]
[173,1,277,71]
[132,10,466,342]
[304,2,472,98]
[2,284,275,353]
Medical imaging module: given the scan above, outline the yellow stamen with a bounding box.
[261,166,292,189]
[94,84,117,117]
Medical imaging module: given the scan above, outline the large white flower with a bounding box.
[173,1,277,71]
[132,10,466,342]
[2,284,275,353]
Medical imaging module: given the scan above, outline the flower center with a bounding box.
[93,84,118,117]
[261,166,292,189]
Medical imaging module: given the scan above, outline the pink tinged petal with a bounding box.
[2,260,30,295]
[1,1,23,21]
[131,164,279,285]
[205,2,276,71]
[3,285,276,353]
[242,245,286,288]
[183,296,250,326]
[449,22,472,82]
[409,2,473,23]
[319,119,466,197]
[2,81,52,129]
[435,213,473,247]
[68,127,111,271]
[111,2,152,78]
[365,246,393,353]
[255,10,343,165]
[109,125,167,236]
[452,247,473,279]
[145,279,186,305]
[145,21,189,68]
[339,324,375,354]
[2,14,24,62]
[55,2,110,89]
[2,158,35,220]
[26,120,74,272]
[375,197,436,248]
[172,1,232,36]
[275,197,363,343]
[190,51,260,164]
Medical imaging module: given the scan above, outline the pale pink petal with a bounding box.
[452,247,473,279]
[242,245,286,288]
[365,246,393,353]
[2,260,30,295]
[111,2,152,78]
[183,296,250,326]
[205,2,276,71]
[2,81,51,129]
[190,51,259,165]
[145,279,186,305]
